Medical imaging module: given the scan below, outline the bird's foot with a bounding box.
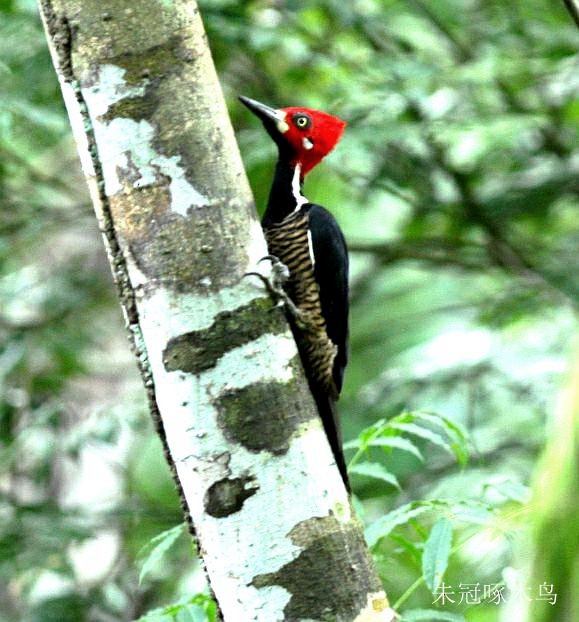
[245,255,308,326]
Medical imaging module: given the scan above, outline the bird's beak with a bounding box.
[238,95,289,133]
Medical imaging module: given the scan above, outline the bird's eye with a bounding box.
[293,114,311,130]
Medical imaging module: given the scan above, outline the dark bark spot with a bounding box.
[215,360,315,455]
[204,476,258,518]
[105,95,157,122]
[99,39,186,123]
[110,36,186,84]
[109,183,255,292]
[163,299,286,374]
[252,516,383,620]
[110,189,256,293]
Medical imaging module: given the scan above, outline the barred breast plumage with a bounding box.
[265,208,339,398]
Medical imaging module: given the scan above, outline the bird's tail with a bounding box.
[313,391,351,492]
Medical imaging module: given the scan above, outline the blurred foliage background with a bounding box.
[1,0,577,621]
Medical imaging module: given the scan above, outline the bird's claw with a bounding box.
[244,256,307,325]
[258,254,290,284]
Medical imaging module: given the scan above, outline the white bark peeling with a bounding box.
[81,64,210,213]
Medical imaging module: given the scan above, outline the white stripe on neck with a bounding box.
[292,163,308,211]
[307,229,315,267]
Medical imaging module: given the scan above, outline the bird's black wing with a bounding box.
[307,204,349,393]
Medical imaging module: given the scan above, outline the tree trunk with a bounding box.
[38,1,393,620]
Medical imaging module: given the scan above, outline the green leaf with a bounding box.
[347,418,388,451]
[138,524,185,585]
[369,435,424,460]
[449,501,494,526]
[365,502,430,547]
[401,608,466,621]
[389,532,422,565]
[414,412,469,466]
[360,419,385,438]
[422,518,453,593]
[389,422,454,458]
[134,594,215,622]
[349,461,401,489]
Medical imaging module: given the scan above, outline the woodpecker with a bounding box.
[239,95,350,489]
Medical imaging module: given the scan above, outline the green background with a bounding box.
[0,0,577,620]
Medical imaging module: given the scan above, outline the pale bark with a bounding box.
[38,1,394,620]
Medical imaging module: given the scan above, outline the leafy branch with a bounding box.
[346,411,469,490]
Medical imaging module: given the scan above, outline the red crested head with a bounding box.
[279,107,346,175]
[239,96,346,176]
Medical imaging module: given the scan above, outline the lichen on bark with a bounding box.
[163,298,287,374]
[214,356,316,455]
[252,516,385,621]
